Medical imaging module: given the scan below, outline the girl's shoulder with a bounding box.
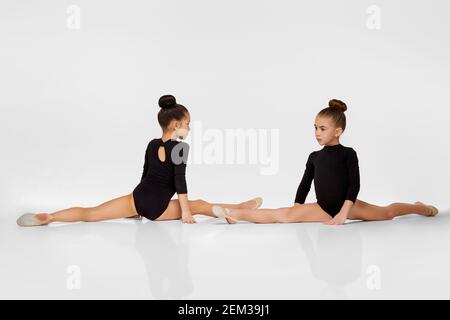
[342,145,357,153]
[149,138,159,144]
[147,138,161,149]
[312,144,357,156]
[148,138,186,146]
[165,139,189,147]
[156,139,190,154]
[171,141,190,155]
[341,146,358,160]
[307,150,318,161]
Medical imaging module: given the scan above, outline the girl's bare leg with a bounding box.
[347,199,437,221]
[215,203,332,224]
[35,193,138,224]
[155,198,262,221]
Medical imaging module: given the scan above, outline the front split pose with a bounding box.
[17,95,262,227]
[212,99,439,225]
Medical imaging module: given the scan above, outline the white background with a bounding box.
[1,0,449,213]
[0,0,449,299]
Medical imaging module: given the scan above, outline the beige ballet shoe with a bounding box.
[252,197,263,209]
[17,213,51,227]
[415,201,439,217]
[212,206,237,224]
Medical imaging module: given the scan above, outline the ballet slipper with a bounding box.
[212,206,237,224]
[17,213,50,227]
[415,201,439,217]
[252,197,263,209]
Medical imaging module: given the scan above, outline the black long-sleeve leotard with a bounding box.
[294,143,360,217]
[132,138,189,220]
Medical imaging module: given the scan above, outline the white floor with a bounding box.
[1,211,450,300]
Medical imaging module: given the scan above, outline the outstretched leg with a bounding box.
[347,199,437,221]
[155,197,262,221]
[213,203,332,224]
[33,193,138,225]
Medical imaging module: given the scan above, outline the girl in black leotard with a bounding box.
[212,99,439,225]
[17,95,263,226]
[132,137,190,221]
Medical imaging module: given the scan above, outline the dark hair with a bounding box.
[157,95,189,129]
[317,99,347,131]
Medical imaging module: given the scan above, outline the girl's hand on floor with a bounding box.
[324,212,347,225]
[181,212,196,224]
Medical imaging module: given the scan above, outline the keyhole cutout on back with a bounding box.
[158,146,166,163]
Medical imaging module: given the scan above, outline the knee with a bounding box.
[189,199,209,212]
[191,199,208,207]
[385,203,399,220]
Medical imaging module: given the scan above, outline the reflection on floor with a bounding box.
[1,211,449,299]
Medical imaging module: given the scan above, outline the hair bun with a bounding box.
[328,99,347,112]
[159,95,177,109]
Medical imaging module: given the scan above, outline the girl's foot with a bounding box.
[17,213,52,227]
[415,201,439,217]
[240,197,263,210]
[212,206,238,224]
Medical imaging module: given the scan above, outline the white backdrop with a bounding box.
[1,0,449,218]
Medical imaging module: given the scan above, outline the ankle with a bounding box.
[42,213,54,223]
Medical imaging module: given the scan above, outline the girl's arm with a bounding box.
[140,143,150,182]
[177,193,195,224]
[327,199,355,224]
[345,148,360,203]
[295,152,315,205]
[173,142,195,223]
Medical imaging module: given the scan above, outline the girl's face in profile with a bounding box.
[314,116,342,146]
[174,112,191,140]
